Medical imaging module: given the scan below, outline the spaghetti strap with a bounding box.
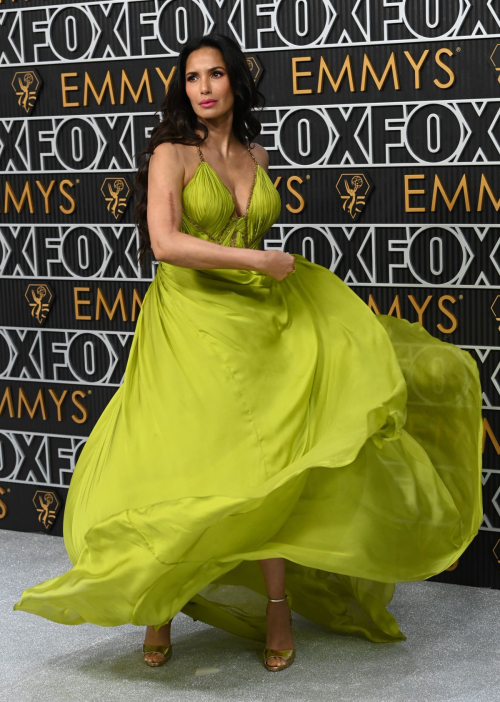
[245,142,258,164]
[196,144,205,163]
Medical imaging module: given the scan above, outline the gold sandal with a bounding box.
[142,622,173,667]
[142,643,172,667]
[263,594,295,672]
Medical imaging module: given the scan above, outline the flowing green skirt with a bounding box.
[13,254,483,643]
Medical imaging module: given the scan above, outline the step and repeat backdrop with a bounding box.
[0,0,499,590]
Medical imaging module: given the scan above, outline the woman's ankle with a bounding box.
[144,621,172,639]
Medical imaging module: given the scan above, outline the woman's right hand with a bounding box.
[259,251,296,281]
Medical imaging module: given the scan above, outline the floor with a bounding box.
[2,529,499,702]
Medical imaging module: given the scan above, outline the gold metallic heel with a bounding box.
[263,594,295,672]
[142,643,172,667]
[142,621,173,667]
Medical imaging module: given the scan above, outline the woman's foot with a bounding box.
[143,621,172,665]
[265,597,294,668]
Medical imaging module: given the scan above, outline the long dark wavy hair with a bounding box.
[132,33,266,272]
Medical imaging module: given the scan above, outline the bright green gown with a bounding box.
[13,143,483,644]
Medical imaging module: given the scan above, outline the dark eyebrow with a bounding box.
[185,65,225,76]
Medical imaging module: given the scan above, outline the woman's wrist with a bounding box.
[244,248,268,273]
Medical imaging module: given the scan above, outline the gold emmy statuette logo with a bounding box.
[490,295,500,330]
[24,283,54,324]
[32,490,60,530]
[11,69,42,114]
[101,177,130,219]
[246,56,262,82]
[490,44,500,84]
[335,173,373,221]
[493,539,500,563]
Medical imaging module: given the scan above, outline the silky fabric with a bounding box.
[13,144,483,645]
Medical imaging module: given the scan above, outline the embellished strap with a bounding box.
[196,143,205,163]
[245,142,258,164]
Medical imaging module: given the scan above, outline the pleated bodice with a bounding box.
[181,142,282,249]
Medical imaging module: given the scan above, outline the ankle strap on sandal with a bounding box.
[267,595,288,602]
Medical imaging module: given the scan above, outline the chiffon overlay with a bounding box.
[13,144,483,644]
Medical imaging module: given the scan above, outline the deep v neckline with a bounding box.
[195,143,259,220]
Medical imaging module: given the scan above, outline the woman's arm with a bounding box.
[147,142,267,271]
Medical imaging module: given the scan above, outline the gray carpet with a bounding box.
[2,529,499,702]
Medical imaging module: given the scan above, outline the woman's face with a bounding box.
[184,46,235,120]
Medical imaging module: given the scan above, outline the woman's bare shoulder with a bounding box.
[150,142,200,186]
[151,141,194,163]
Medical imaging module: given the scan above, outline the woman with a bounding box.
[13,33,483,673]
